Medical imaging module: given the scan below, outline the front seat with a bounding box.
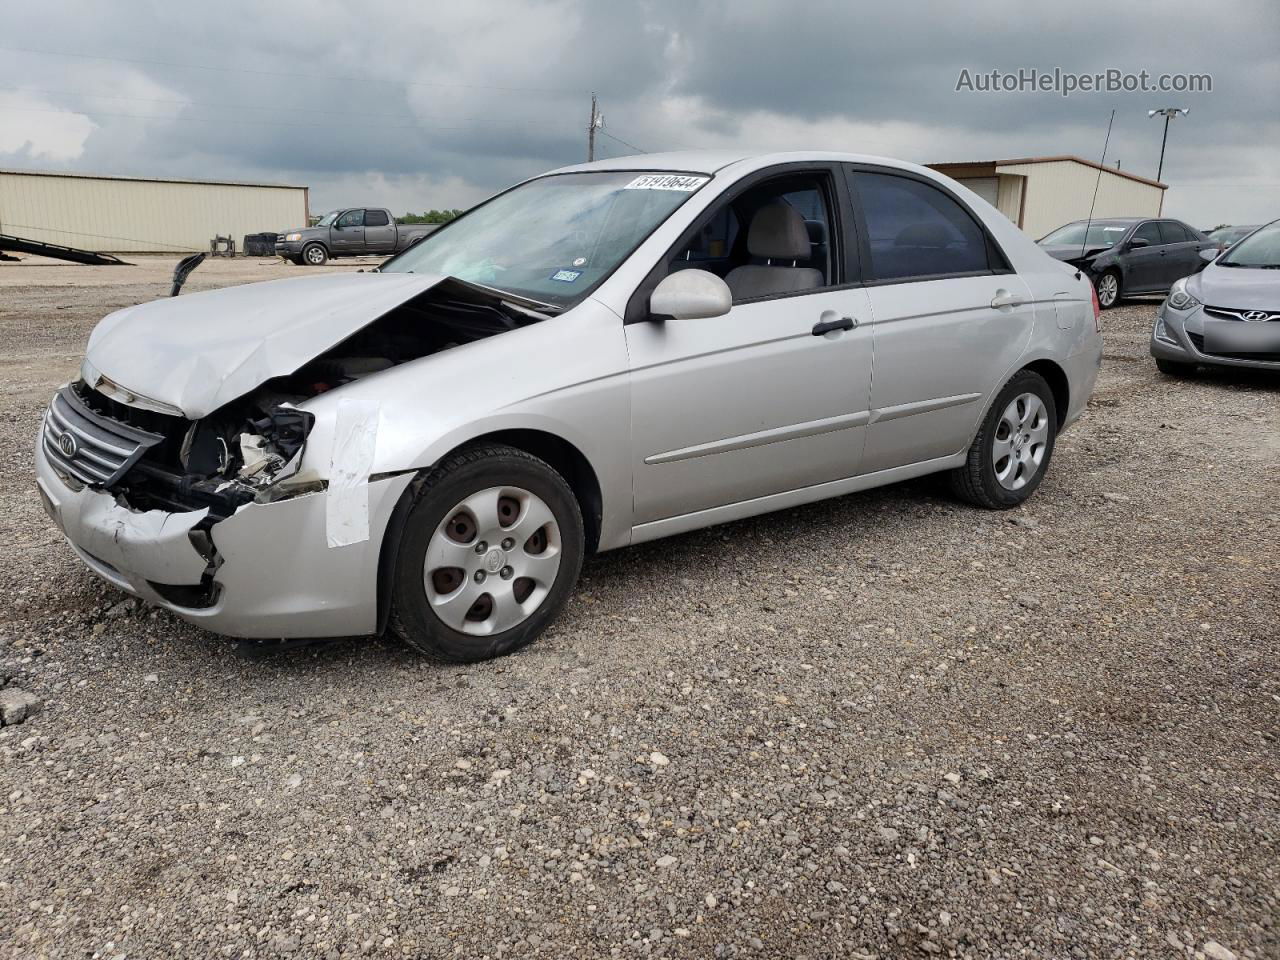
[725,204,824,301]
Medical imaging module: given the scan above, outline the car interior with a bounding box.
[669,175,835,301]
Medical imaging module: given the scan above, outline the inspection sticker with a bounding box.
[623,174,709,191]
[550,269,582,282]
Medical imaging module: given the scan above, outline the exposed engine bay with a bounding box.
[64,282,549,522]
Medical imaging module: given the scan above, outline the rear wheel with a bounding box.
[1155,357,1197,377]
[949,370,1057,509]
[389,444,584,662]
[301,243,328,266]
[1095,270,1121,309]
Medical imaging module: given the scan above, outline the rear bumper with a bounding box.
[36,436,414,639]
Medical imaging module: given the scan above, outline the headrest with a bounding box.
[804,219,827,245]
[747,203,812,260]
[894,223,952,248]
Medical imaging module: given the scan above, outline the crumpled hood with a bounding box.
[1038,243,1113,263]
[1187,263,1280,310]
[85,271,447,418]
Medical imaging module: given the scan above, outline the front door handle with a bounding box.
[990,290,1026,309]
[812,316,855,336]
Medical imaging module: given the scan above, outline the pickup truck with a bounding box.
[275,208,437,265]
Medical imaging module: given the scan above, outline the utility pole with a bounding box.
[586,93,601,162]
[1148,107,1188,182]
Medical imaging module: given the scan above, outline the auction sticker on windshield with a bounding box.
[624,174,709,191]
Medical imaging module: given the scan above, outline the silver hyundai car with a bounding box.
[36,151,1102,661]
[1150,218,1280,376]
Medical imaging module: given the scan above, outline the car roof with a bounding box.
[546,150,943,179]
[1065,217,1143,226]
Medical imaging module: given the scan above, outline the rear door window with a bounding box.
[1158,221,1189,243]
[848,171,991,281]
[1132,222,1163,246]
[365,209,390,227]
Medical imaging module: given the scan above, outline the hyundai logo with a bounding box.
[1241,310,1271,322]
[57,432,78,458]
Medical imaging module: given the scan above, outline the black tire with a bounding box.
[301,243,328,266]
[949,370,1058,510]
[1095,269,1121,309]
[1155,357,1197,377]
[388,444,584,662]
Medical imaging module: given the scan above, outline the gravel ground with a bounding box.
[0,256,1276,960]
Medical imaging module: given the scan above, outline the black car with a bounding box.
[1038,217,1216,309]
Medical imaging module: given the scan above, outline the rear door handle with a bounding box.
[990,290,1026,309]
[812,316,855,336]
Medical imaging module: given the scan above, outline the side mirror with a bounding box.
[649,269,732,321]
[1198,248,1218,263]
[1128,236,1150,249]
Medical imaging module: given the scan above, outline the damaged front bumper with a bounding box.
[36,437,413,639]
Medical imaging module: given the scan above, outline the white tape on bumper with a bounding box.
[325,397,379,548]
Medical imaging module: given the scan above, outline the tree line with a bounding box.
[397,209,465,225]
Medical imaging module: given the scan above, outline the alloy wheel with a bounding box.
[992,392,1049,491]
[1097,273,1118,308]
[422,486,562,635]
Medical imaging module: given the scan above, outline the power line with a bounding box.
[598,129,647,154]
[0,44,581,96]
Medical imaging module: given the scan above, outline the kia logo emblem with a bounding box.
[58,433,78,458]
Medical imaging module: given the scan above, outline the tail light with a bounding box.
[1090,282,1102,331]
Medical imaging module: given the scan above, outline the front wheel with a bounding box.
[949,370,1058,509]
[301,243,328,266]
[389,444,584,662]
[1095,270,1121,309]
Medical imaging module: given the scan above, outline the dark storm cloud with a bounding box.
[1,0,1276,224]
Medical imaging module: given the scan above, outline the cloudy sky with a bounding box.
[2,0,1277,229]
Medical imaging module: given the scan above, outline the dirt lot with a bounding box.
[0,255,1276,960]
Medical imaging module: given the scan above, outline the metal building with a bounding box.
[928,156,1167,240]
[0,168,309,254]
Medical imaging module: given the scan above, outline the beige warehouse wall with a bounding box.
[0,172,308,253]
[997,160,1164,239]
[995,175,1024,227]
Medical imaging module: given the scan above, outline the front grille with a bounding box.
[1204,306,1280,322]
[276,235,286,243]
[42,385,164,487]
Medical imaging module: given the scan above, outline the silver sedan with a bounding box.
[1150,218,1280,376]
[36,151,1102,661]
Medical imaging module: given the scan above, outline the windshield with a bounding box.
[1212,225,1256,245]
[317,211,340,227]
[1039,222,1130,248]
[381,171,709,306]
[1219,220,1280,268]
